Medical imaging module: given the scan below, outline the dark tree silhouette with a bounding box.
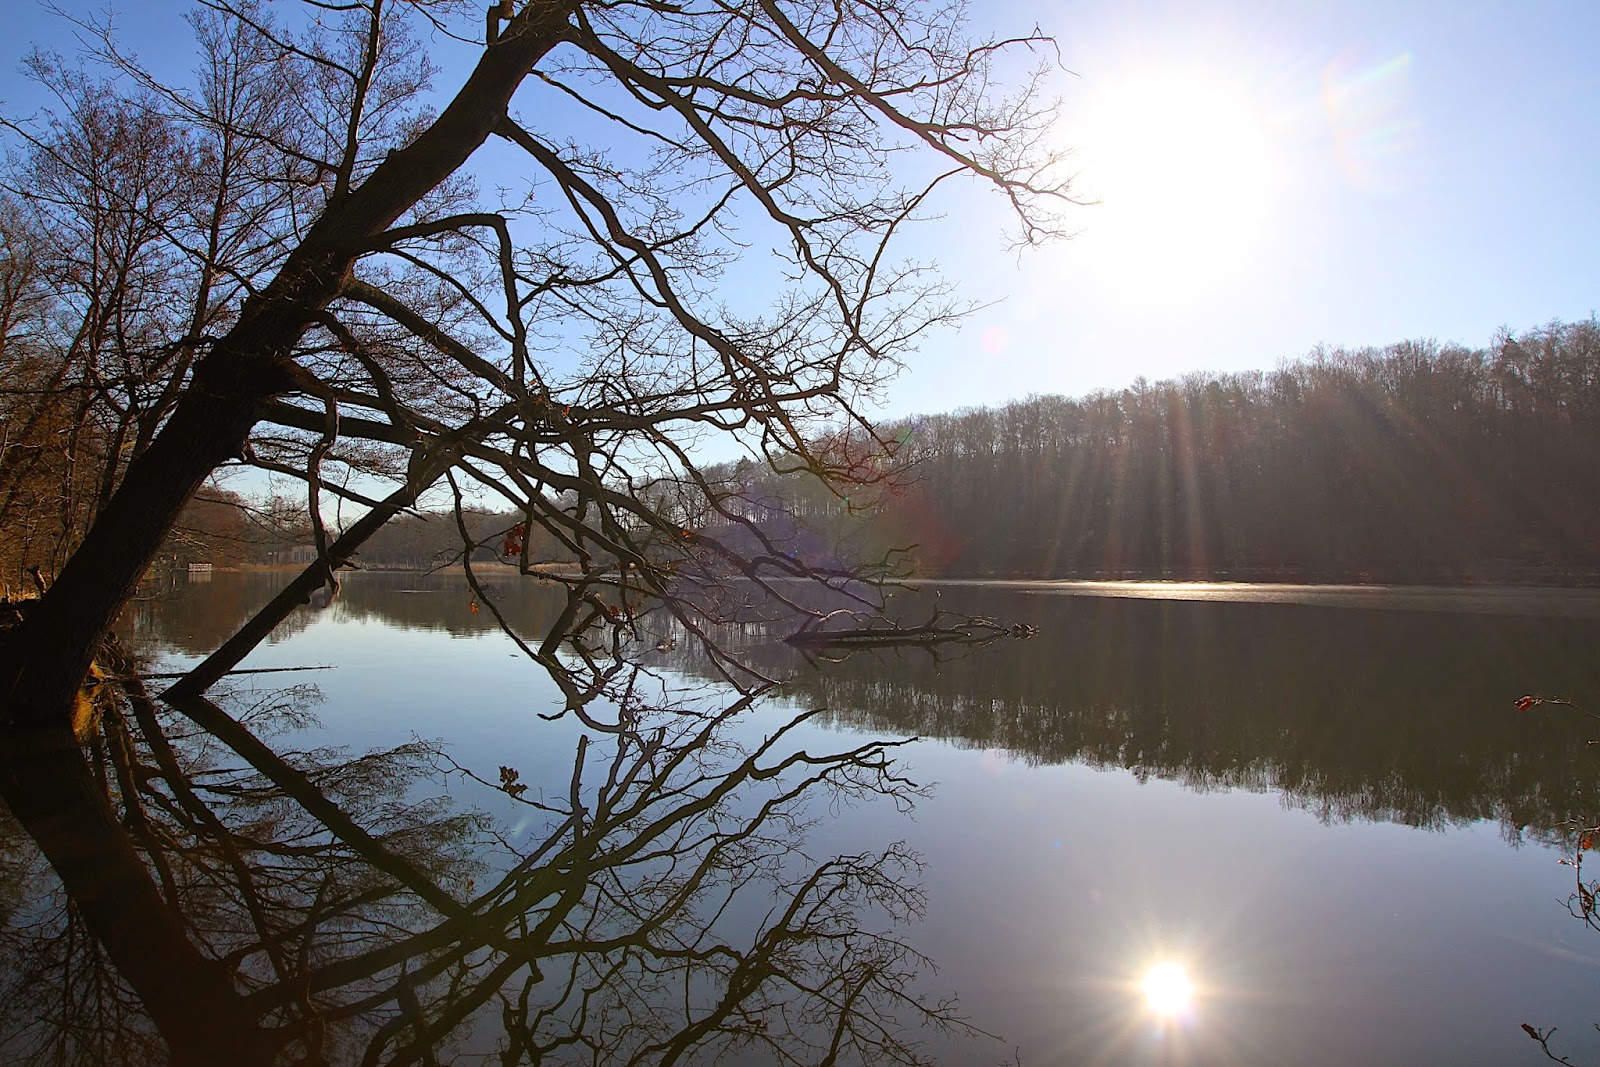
[0,2,1069,1063]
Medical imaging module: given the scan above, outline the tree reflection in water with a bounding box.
[125,573,1600,842]
[0,641,969,1066]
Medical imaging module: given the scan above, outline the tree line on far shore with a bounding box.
[714,318,1600,583]
[11,304,1600,586]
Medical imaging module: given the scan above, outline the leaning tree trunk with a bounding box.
[0,6,582,1063]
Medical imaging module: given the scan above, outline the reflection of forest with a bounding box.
[133,574,1600,841]
[774,590,1600,840]
[123,570,557,655]
[124,571,318,655]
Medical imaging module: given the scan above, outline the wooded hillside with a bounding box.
[723,320,1600,583]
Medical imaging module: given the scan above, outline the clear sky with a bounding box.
[902,0,1600,419]
[5,1,1597,421]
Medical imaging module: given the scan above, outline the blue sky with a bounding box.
[5,1,1597,421]
[911,0,1600,417]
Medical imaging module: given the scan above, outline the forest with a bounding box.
[716,318,1600,584]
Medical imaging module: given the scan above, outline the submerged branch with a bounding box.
[785,607,1038,648]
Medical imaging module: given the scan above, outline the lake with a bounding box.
[111,571,1600,1065]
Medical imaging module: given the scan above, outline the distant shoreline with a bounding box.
[181,561,1600,592]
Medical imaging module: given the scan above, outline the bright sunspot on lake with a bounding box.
[1141,961,1196,1019]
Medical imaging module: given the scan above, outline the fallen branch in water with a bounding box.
[136,665,333,681]
[784,604,1038,649]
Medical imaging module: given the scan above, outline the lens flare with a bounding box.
[1321,49,1419,194]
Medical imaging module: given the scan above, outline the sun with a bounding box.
[1141,961,1196,1018]
[1070,68,1283,298]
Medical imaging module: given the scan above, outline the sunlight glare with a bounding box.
[1141,962,1195,1018]
[1071,69,1282,298]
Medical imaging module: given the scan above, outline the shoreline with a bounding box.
[194,561,1600,590]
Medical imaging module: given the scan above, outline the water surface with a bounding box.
[118,573,1600,1065]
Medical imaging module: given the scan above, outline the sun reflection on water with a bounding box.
[1141,961,1196,1019]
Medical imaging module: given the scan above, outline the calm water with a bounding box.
[119,571,1600,1065]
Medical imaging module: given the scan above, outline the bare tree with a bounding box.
[0,1,1068,1063]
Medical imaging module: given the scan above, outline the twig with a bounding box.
[136,665,333,680]
[1523,1023,1585,1066]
